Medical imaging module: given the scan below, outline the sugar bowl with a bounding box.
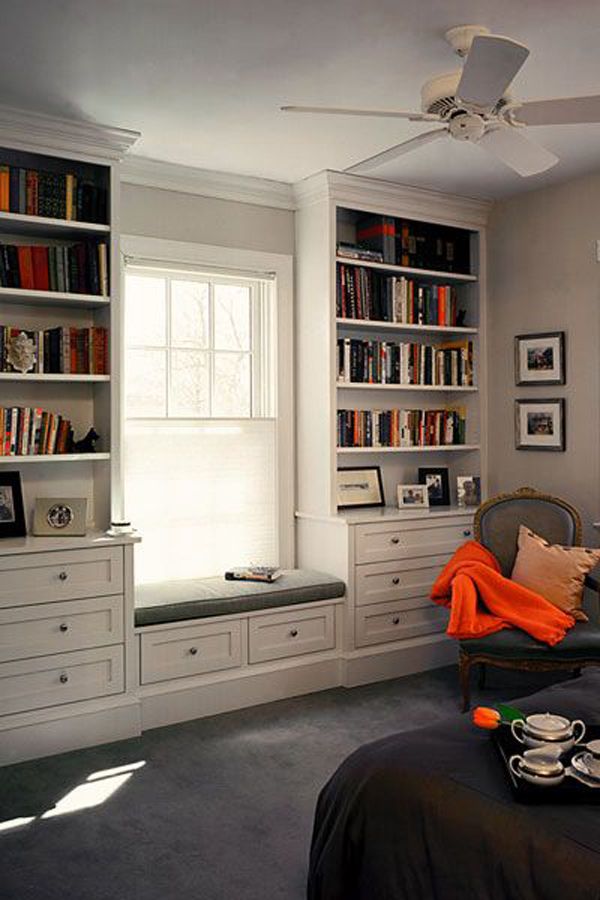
[511,712,586,751]
[509,747,566,786]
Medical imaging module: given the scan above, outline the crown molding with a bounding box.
[120,155,295,210]
[0,105,140,162]
[294,170,492,228]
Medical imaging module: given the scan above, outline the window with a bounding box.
[123,265,280,585]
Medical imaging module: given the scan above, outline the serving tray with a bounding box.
[492,723,600,804]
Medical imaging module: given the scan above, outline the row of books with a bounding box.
[0,166,108,223]
[336,338,474,387]
[0,407,73,456]
[340,214,471,273]
[337,407,467,448]
[336,265,463,326]
[0,241,109,296]
[0,326,109,375]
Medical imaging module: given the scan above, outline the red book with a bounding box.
[31,246,49,291]
[17,246,35,289]
[26,171,38,215]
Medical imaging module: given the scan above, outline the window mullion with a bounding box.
[165,275,172,417]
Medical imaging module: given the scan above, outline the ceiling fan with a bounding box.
[282,24,600,177]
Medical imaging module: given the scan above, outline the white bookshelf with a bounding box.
[0,373,110,382]
[337,382,478,392]
[0,452,110,464]
[335,256,477,283]
[337,444,481,454]
[0,286,110,308]
[0,210,110,238]
[336,317,478,336]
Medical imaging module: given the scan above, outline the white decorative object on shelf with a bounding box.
[5,332,36,373]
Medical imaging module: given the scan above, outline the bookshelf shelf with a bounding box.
[0,453,110,465]
[336,382,477,392]
[337,444,481,454]
[335,256,477,283]
[336,318,478,336]
[0,210,109,239]
[0,373,110,383]
[0,286,109,308]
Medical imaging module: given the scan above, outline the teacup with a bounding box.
[582,739,600,779]
[509,748,565,786]
[511,712,586,752]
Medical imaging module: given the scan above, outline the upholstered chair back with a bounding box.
[474,487,582,577]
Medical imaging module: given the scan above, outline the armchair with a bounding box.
[459,487,600,710]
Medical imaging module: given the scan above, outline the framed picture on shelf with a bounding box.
[337,466,385,509]
[515,332,565,385]
[0,471,26,538]
[456,476,481,508]
[397,484,429,509]
[418,467,450,507]
[515,398,565,451]
[33,498,88,537]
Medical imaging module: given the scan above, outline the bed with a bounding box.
[307,671,600,900]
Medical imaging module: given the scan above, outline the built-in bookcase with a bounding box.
[295,171,490,518]
[0,117,138,528]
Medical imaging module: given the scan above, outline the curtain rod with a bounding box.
[122,253,277,282]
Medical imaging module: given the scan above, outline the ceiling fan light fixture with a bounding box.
[448,112,486,142]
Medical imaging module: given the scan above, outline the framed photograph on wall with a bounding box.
[418,467,450,507]
[337,466,385,509]
[397,484,429,509]
[515,398,565,451]
[0,471,26,538]
[515,332,565,386]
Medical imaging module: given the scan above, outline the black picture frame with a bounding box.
[515,398,565,452]
[0,471,26,538]
[337,466,385,509]
[515,331,565,386]
[418,466,450,506]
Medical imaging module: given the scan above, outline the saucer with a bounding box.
[566,765,600,789]
[571,751,600,782]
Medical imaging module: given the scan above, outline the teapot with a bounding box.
[511,712,586,752]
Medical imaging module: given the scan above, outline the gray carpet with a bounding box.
[0,665,567,900]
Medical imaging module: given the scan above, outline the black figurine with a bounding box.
[69,428,100,454]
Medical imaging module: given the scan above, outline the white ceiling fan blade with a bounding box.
[457,35,529,110]
[281,105,436,122]
[514,95,600,126]
[478,127,558,176]
[345,129,448,175]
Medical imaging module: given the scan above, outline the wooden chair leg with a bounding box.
[478,663,486,690]
[571,667,582,678]
[459,652,472,712]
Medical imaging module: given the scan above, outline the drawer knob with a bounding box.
[59,623,69,633]
[392,616,401,626]
[463,529,472,537]
[59,672,69,684]
[58,571,68,582]
[189,646,198,656]
[392,577,400,585]
[290,628,299,638]
[390,537,400,545]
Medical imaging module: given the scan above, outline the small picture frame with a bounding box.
[457,476,481,508]
[33,498,88,537]
[515,398,565,451]
[418,467,450,507]
[515,332,565,386]
[397,483,429,509]
[0,472,26,538]
[337,467,385,509]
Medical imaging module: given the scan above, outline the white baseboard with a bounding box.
[342,637,458,688]
[0,696,142,767]
[140,657,341,731]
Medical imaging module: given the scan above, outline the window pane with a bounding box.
[171,280,209,348]
[213,352,251,417]
[126,349,166,417]
[125,275,166,346]
[214,284,251,351]
[170,350,209,417]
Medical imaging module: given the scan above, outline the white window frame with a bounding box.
[117,235,295,568]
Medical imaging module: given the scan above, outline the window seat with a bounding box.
[134,569,346,627]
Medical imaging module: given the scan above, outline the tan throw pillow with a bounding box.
[510,525,600,622]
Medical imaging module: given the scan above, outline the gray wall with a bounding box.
[487,172,600,539]
[121,183,294,255]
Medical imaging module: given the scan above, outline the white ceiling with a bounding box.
[3,0,600,199]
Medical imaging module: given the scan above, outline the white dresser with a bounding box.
[297,506,474,686]
[0,534,141,766]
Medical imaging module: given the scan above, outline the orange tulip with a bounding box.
[472,706,501,730]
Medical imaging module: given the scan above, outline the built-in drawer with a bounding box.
[248,605,335,664]
[355,601,449,648]
[0,547,123,608]
[355,518,473,565]
[0,595,124,663]
[355,556,449,607]
[0,645,124,716]
[140,620,242,685]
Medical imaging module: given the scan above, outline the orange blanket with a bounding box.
[431,540,574,645]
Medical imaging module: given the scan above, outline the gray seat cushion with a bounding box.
[460,619,600,660]
[135,569,346,627]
